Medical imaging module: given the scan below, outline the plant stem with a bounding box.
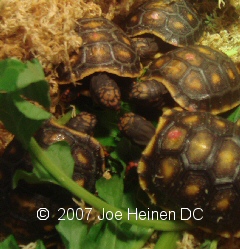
[210,239,218,249]
[154,232,181,249]
[131,228,154,249]
[29,137,191,231]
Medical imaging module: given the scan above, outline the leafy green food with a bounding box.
[0,93,50,148]
[31,141,74,181]
[0,59,46,92]
[35,240,47,249]
[0,235,19,249]
[200,239,218,249]
[227,105,240,122]
[0,236,47,249]
[154,232,182,249]
[13,141,74,187]
[57,176,154,249]
[97,175,124,207]
[111,137,142,164]
[225,46,240,57]
[56,216,90,249]
[56,108,79,125]
[0,59,51,148]
[94,109,120,147]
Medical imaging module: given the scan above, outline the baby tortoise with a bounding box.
[0,114,102,245]
[1,182,64,246]
[57,16,142,110]
[139,45,240,114]
[125,0,203,58]
[35,117,105,192]
[119,108,240,238]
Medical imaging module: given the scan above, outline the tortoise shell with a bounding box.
[125,0,203,47]
[58,16,142,84]
[142,45,240,114]
[138,108,240,237]
[1,176,75,246]
[2,184,60,244]
[35,119,105,192]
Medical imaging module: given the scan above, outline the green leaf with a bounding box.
[0,58,50,147]
[57,215,110,249]
[13,141,74,187]
[200,239,218,249]
[31,141,75,183]
[106,154,124,174]
[96,128,119,147]
[96,175,124,207]
[87,221,152,249]
[110,137,142,172]
[154,232,181,249]
[90,103,135,147]
[0,58,50,108]
[0,59,45,92]
[209,240,218,249]
[0,235,19,249]
[120,101,135,113]
[56,109,79,125]
[0,93,51,148]
[17,59,45,88]
[57,176,153,249]
[19,80,50,109]
[13,93,50,120]
[227,105,240,122]
[13,169,43,188]
[94,176,154,249]
[0,59,25,92]
[57,218,89,249]
[225,46,240,57]
[35,240,47,249]
[95,109,120,147]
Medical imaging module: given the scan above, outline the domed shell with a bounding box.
[58,16,142,83]
[3,185,60,243]
[138,108,240,237]
[142,45,240,114]
[35,119,105,192]
[125,0,203,47]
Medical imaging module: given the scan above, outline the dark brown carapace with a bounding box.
[142,45,240,114]
[138,108,240,237]
[125,0,203,47]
